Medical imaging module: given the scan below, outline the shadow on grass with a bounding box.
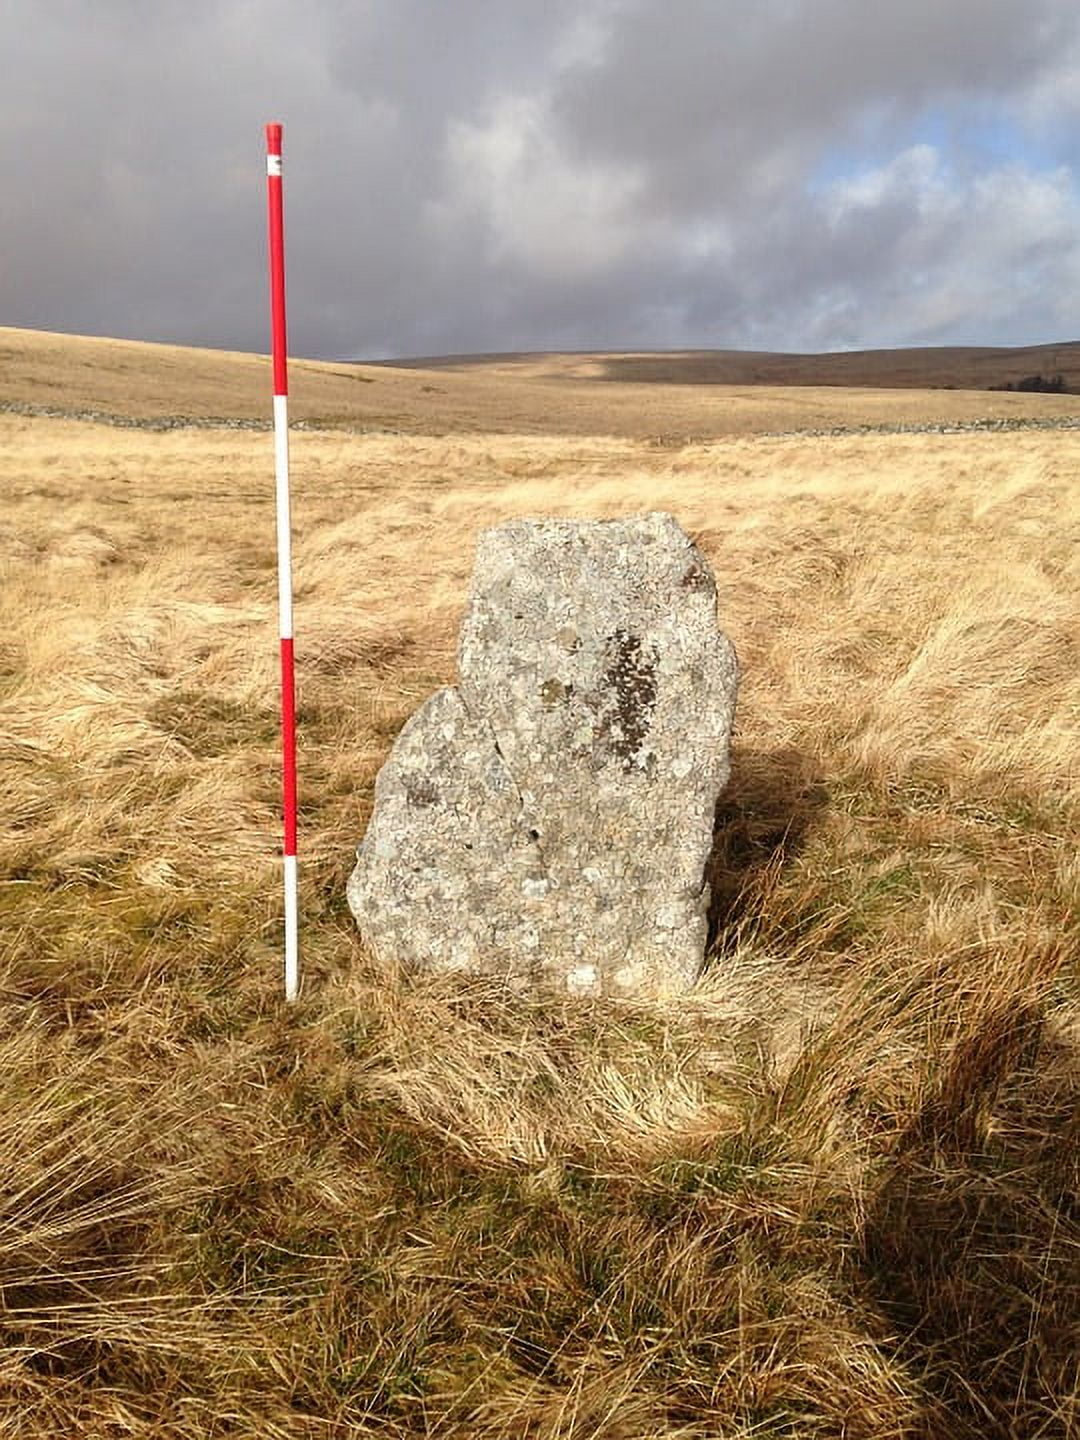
[703,744,829,954]
[865,1007,1080,1439]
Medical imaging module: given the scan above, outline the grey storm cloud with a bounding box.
[3,0,1080,358]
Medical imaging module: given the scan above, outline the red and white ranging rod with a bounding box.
[266,121,299,1001]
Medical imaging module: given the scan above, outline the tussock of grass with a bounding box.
[0,406,1076,1436]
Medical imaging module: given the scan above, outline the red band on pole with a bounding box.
[266,123,288,397]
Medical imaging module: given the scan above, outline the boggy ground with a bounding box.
[0,360,1077,1437]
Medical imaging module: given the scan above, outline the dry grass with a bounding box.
[5,324,1080,437]
[0,342,1077,1436]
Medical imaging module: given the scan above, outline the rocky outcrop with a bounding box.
[348,512,738,996]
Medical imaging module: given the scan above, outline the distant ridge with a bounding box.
[373,342,1080,393]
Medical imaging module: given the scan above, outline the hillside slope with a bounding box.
[0,333,1076,1437]
[4,325,1080,437]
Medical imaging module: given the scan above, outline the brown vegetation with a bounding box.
[0,332,1076,1436]
[496,341,1080,393]
[5,324,1080,437]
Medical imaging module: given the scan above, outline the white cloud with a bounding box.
[813,147,1080,344]
[439,97,642,281]
[826,145,947,219]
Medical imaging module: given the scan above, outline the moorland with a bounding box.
[1,326,1076,1438]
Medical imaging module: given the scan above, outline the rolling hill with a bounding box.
[3,325,1079,438]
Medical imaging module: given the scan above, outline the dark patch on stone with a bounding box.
[405,778,439,808]
[597,629,657,767]
[680,562,710,591]
[540,677,573,707]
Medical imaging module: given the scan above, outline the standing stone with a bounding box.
[347,512,738,996]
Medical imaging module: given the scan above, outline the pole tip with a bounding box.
[266,122,283,154]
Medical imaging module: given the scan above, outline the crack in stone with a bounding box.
[456,684,551,885]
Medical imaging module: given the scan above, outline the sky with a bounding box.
[3,0,1080,360]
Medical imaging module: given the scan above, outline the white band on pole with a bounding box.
[273,394,294,640]
[284,854,299,1002]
